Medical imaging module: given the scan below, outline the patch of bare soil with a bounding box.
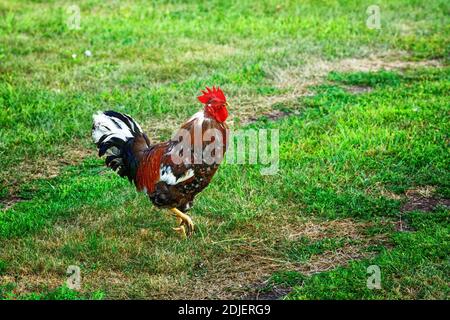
[395,218,414,232]
[393,186,450,233]
[245,285,292,300]
[344,85,373,94]
[0,196,26,211]
[401,186,450,213]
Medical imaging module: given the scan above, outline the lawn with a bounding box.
[0,0,449,299]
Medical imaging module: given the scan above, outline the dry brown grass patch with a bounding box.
[0,273,63,296]
[165,217,384,299]
[0,210,390,299]
[1,142,93,205]
[365,182,403,201]
[236,52,443,125]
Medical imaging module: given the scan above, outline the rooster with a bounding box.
[92,87,229,237]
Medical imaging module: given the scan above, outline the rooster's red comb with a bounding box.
[197,86,226,105]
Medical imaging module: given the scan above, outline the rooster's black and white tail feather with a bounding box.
[92,110,147,182]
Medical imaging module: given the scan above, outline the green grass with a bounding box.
[0,283,105,300]
[0,0,449,299]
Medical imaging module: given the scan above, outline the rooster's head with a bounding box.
[198,86,228,123]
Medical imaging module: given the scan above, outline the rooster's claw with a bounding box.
[170,208,194,237]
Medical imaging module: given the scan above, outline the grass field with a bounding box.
[0,0,449,299]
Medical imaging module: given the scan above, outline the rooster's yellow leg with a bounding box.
[169,208,194,237]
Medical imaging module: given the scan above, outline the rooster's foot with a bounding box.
[170,208,194,237]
